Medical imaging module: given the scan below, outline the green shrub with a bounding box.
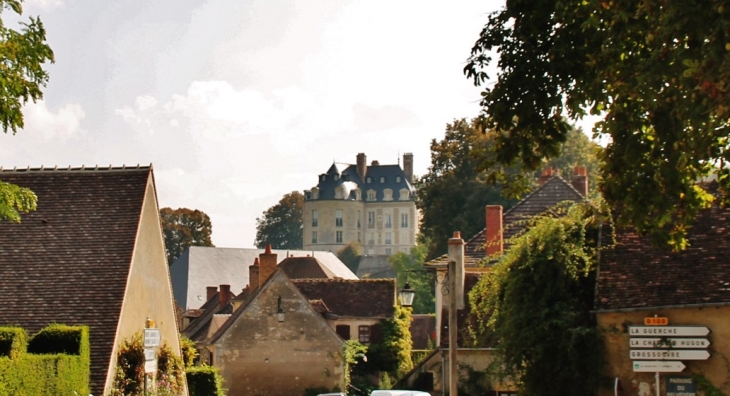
[28,323,84,355]
[0,327,25,359]
[186,365,226,396]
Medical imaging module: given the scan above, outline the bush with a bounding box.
[186,365,226,396]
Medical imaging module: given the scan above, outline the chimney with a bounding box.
[371,160,379,166]
[539,167,556,186]
[219,284,231,308]
[259,244,278,286]
[572,166,588,197]
[249,258,260,291]
[485,205,503,256]
[403,153,413,183]
[357,153,367,180]
[206,286,217,302]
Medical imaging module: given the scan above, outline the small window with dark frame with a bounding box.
[336,325,351,340]
[358,325,371,343]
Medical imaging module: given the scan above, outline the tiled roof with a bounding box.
[440,272,486,348]
[183,291,235,342]
[293,278,395,318]
[0,166,150,395]
[428,176,584,267]
[278,256,335,279]
[595,205,730,311]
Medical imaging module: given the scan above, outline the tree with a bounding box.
[254,191,303,249]
[0,0,54,222]
[388,243,434,314]
[336,241,363,274]
[160,207,214,265]
[464,0,730,249]
[468,202,604,396]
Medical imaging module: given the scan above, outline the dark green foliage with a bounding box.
[389,244,434,314]
[28,323,83,355]
[458,364,493,396]
[111,333,186,396]
[343,340,368,391]
[186,365,226,396]
[161,207,215,265]
[464,0,730,249]
[254,191,304,249]
[180,334,199,368]
[363,306,413,378]
[0,327,25,359]
[469,203,605,396]
[0,325,90,396]
[337,241,363,273]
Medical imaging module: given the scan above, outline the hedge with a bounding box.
[186,365,226,396]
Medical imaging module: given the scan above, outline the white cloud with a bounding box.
[23,0,64,11]
[135,95,158,111]
[21,100,85,140]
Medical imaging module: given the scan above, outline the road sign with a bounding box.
[629,326,710,337]
[667,376,696,396]
[144,348,156,361]
[633,361,686,373]
[645,317,669,325]
[144,358,157,373]
[630,338,710,349]
[144,329,161,348]
[630,350,711,360]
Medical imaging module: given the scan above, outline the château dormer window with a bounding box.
[367,190,376,201]
[380,177,385,183]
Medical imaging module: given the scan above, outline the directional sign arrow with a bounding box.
[630,350,711,360]
[633,361,686,373]
[629,326,710,337]
[630,338,711,349]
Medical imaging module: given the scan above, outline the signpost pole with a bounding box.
[655,372,660,396]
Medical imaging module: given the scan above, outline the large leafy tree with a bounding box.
[160,207,215,265]
[254,191,303,249]
[389,243,434,314]
[0,0,54,222]
[465,0,730,249]
[469,203,604,396]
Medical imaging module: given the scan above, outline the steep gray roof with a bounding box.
[171,246,358,309]
[311,162,415,202]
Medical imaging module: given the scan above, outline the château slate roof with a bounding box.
[310,161,415,202]
[293,278,395,318]
[595,204,730,311]
[0,165,151,395]
[428,175,585,267]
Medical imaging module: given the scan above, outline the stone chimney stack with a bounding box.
[403,153,413,183]
[357,153,367,181]
[259,244,278,286]
[485,205,503,256]
[539,167,556,186]
[572,166,588,197]
[219,284,231,308]
[206,286,217,302]
[249,258,260,291]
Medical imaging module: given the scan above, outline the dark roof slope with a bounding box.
[312,162,415,202]
[429,176,584,267]
[293,278,395,318]
[595,205,730,311]
[278,256,336,279]
[0,166,150,395]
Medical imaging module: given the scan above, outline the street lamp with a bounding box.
[398,282,416,307]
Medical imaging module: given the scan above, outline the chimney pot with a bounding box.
[486,205,504,256]
[259,246,278,286]
[219,284,231,308]
[572,166,589,197]
[249,261,260,291]
[265,244,272,254]
[206,286,218,302]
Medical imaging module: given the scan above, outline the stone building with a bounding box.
[303,153,417,256]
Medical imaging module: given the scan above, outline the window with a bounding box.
[359,326,371,343]
[399,188,410,200]
[336,325,351,340]
[334,174,339,181]
[400,213,408,228]
[311,231,318,244]
[396,176,401,183]
[380,176,385,183]
[385,232,392,245]
[368,233,375,245]
[368,211,375,228]
[335,209,343,227]
[383,188,393,201]
[384,214,392,228]
[367,190,376,201]
[336,231,343,243]
[366,177,372,183]
[357,232,361,243]
[312,210,318,227]
[320,175,326,182]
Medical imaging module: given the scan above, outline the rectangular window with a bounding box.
[401,213,408,228]
[368,211,375,228]
[359,326,371,343]
[367,190,376,201]
[336,325,351,340]
[385,232,392,245]
[335,209,343,227]
[357,211,361,229]
[336,231,343,243]
[311,231,318,244]
[384,214,392,228]
[312,210,318,227]
[368,233,375,245]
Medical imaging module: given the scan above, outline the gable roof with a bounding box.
[278,256,336,279]
[292,278,395,318]
[0,165,151,394]
[595,205,730,311]
[428,175,585,267]
[171,246,358,309]
[182,291,235,342]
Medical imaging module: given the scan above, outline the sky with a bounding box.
[1,0,508,248]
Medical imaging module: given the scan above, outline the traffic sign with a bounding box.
[144,348,156,361]
[633,361,686,373]
[630,338,710,349]
[645,317,669,326]
[629,326,710,337]
[144,329,161,348]
[144,358,157,373]
[630,350,710,360]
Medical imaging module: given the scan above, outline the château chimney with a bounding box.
[357,153,367,181]
[403,153,413,183]
[485,205,503,256]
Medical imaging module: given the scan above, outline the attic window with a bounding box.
[320,175,326,182]
[334,174,339,181]
[396,176,401,183]
[380,177,385,183]
[366,177,372,183]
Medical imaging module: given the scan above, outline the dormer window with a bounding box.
[320,175,326,182]
[399,188,409,200]
[380,177,385,183]
[334,174,339,181]
[366,177,372,183]
[396,176,401,183]
[367,190,376,201]
[383,189,393,201]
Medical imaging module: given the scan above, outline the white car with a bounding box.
[370,391,431,396]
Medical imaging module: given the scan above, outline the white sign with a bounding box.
[633,361,686,372]
[630,338,711,349]
[144,358,157,373]
[628,326,710,337]
[144,329,161,348]
[630,350,711,360]
[144,348,156,361]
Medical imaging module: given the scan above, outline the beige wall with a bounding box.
[597,305,730,396]
[213,271,345,396]
[106,174,184,395]
[326,318,380,343]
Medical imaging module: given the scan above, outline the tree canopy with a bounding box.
[469,202,605,396]
[0,0,54,222]
[254,191,303,249]
[160,207,215,265]
[464,0,730,249]
[388,243,435,314]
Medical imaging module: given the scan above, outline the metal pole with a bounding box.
[655,372,660,396]
[449,260,458,396]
